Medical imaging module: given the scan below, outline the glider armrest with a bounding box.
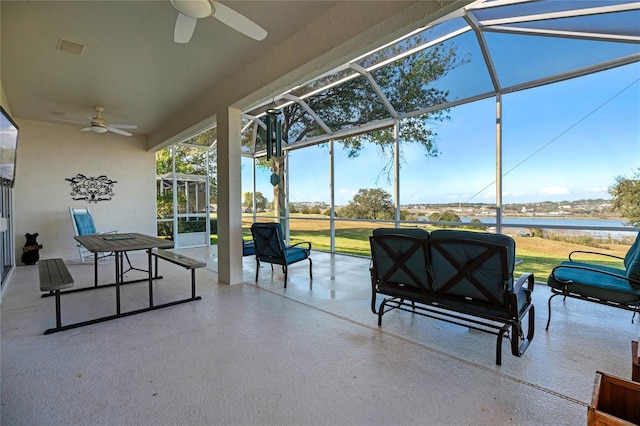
[513,272,535,294]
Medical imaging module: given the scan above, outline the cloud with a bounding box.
[588,186,608,193]
[538,186,570,196]
[504,191,528,198]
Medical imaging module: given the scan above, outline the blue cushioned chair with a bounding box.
[546,230,640,329]
[242,238,255,256]
[69,206,119,262]
[250,222,312,287]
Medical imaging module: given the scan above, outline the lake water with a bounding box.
[460,217,638,239]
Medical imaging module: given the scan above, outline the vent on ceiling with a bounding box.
[57,39,85,56]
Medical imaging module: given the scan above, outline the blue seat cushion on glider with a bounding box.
[370,228,431,299]
[624,232,640,281]
[284,247,309,264]
[372,227,430,239]
[547,260,640,304]
[74,213,96,235]
[430,229,515,294]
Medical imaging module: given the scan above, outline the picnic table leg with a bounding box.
[148,249,154,308]
[115,252,121,315]
[94,253,98,287]
[55,290,62,329]
[191,270,196,299]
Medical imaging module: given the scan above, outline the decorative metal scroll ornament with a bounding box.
[65,174,117,203]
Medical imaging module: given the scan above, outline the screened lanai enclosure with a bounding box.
[159,0,639,252]
[157,132,217,248]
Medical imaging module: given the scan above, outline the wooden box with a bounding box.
[632,341,639,383]
[588,371,640,425]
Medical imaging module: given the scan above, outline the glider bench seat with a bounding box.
[545,233,640,329]
[369,228,535,365]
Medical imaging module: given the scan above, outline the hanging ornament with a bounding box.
[265,108,283,161]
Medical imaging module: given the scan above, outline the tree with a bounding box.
[340,188,395,220]
[609,169,640,226]
[428,211,461,222]
[250,37,465,219]
[243,191,268,212]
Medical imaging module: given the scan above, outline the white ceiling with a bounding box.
[1,1,458,147]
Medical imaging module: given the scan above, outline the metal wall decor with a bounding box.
[265,108,283,161]
[65,174,117,203]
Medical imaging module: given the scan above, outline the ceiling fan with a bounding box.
[170,0,267,44]
[81,106,137,137]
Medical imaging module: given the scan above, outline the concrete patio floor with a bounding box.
[2,247,638,425]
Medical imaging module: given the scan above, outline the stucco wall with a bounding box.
[13,119,156,263]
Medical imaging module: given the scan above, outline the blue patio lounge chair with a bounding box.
[242,238,255,256]
[69,206,119,262]
[545,230,640,329]
[250,222,312,287]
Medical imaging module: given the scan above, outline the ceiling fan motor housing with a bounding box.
[90,124,108,134]
[171,0,214,18]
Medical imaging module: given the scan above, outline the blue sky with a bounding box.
[243,63,640,206]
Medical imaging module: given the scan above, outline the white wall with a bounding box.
[13,119,156,263]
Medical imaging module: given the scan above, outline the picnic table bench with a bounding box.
[151,249,206,300]
[39,258,74,334]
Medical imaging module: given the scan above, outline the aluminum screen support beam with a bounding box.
[495,93,503,234]
[329,139,336,254]
[394,119,401,227]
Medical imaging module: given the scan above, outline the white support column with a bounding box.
[171,148,179,243]
[205,149,211,246]
[329,139,335,253]
[252,158,257,222]
[217,107,243,285]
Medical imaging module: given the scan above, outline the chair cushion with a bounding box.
[251,223,285,258]
[372,227,430,239]
[431,229,516,272]
[370,228,431,299]
[624,232,640,281]
[284,247,309,264]
[430,230,515,298]
[242,240,255,256]
[547,260,640,304]
[74,213,96,235]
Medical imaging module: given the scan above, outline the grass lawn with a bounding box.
[231,214,631,281]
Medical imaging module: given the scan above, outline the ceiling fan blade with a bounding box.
[106,126,133,137]
[51,117,87,126]
[109,124,138,129]
[174,12,198,43]
[212,1,267,41]
[80,127,92,132]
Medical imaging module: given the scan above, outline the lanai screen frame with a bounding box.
[235,0,639,245]
[157,1,638,248]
